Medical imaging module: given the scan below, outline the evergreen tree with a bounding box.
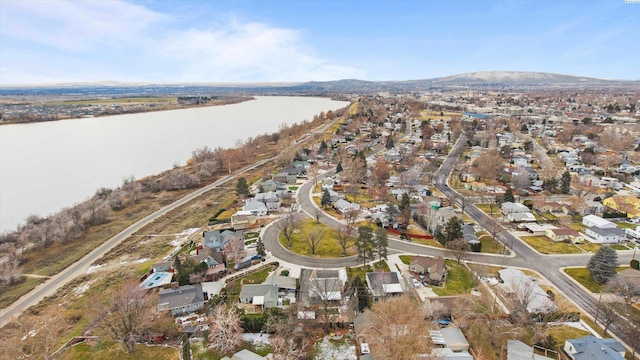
[398,192,411,213]
[386,135,394,149]
[256,237,266,257]
[374,227,388,261]
[235,177,249,197]
[587,246,619,284]
[356,226,375,267]
[318,140,328,154]
[336,162,343,173]
[321,188,332,208]
[350,276,371,312]
[503,187,515,203]
[444,217,464,243]
[561,171,571,194]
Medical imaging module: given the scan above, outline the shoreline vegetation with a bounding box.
[0,95,254,125]
[0,102,349,310]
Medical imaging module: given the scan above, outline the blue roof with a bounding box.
[141,271,173,290]
[463,112,490,119]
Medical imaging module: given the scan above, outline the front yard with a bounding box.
[432,260,476,296]
[563,266,631,293]
[520,236,600,255]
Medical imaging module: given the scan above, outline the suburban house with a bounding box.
[254,191,281,211]
[188,254,226,278]
[203,230,243,252]
[409,256,446,283]
[152,261,174,273]
[221,349,272,360]
[430,327,472,360]
[231,213,256,230]
[545,227,581,243]
[333,199,361,214]
[242,198,268,216]
[259,179,279,192]
[498,269,556,314]
[583,226,626,244]
[239,275,296,312]
[522,223,558,236]
[272,172,297,184]
[462,224,480,246]
[366,271,403,300]
[532,200,563,214]
[501,202,535,222]
[321,177,335,191]
[582,215,616,229]
[603,195,640,218]
[563,336,625,360]
[157,284,207,316]
[507,340,554,360]
[305,269,348,302]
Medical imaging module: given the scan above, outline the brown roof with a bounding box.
[411,256,445,274]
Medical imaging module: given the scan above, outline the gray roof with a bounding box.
[566,336,625,360]
[264,274,297,290]
[586,226,626,237]
[507,340,553,360]
[158,284,204,311]
[239,284,278,303]
[203,230,242,249]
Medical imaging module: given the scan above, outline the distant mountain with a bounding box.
[2,71,638,97]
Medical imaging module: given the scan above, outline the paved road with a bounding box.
[261,132,638,351]
[434,134,637,351]
[0,157,272,328]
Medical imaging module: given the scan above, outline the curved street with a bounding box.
[263,133,637,352]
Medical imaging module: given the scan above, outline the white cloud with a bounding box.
[0,1,362,84]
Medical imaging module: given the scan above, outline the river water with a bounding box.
[0,96,349,232]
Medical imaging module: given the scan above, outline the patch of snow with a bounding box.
[133,257,150,264]
[243,333,271,346]
[170,228,199,249]
[86,264,104,274]
[314,336,357,360]
[73,283,91,296]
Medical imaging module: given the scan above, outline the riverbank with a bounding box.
[0,95,254,125]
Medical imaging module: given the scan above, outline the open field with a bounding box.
[59,342,179,360]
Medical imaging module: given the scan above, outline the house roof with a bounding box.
[507,340,554,360]
[586,226,626,237]
[440,327,469,348]
[221,349,270,360]
[239,284,278,303]
[583,215,615,228]
[498,269,556,313]
[410,256,445,275]
[366,272,403,295]
[264,274,297,290]
[502,202,531,213]
[565,336,625,360]
[158,284,204,311]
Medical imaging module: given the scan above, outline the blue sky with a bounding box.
[0,0,638,85]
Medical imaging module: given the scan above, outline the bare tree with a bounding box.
[277,209,301,248]
[595,301,617,335]
[95,281,153,353]
[122,176,142,203]
[208,305,243,356]
[606,276,640,309]
[511,167,531,191]
[270,335,311,360]
[336,209,360,256]
[223,237,246,264]
[473,150,504,182]
[446,239,471,263]
[307,163,320,190]
[0,243,22,284]
[306,228,326,255]
[360,295,433,359]
[305,274,345,333]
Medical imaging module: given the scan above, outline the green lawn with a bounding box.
[575,242,601,253]
[278,218,356,257]
[399,255,411,265]
[520,236,586,254]
[347,262,389,282]
[546,325,589,348]
[432,260,476,296]
[563,266,631,293]
[478,234,503,254]
[615,221,635,229]
[476,204,501,217]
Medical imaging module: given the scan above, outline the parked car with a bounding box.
[412,279,421,287]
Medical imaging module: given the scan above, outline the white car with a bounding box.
[412,279,421,287]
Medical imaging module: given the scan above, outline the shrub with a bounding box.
[280,270,290,276]
[631,259,640,270]
[546,289,555,301]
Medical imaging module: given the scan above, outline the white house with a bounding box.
[333,199,360,214]
[582,215,615,229]
[583,226,626,244]
[242,198,268,216]
[498,269,556,314]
